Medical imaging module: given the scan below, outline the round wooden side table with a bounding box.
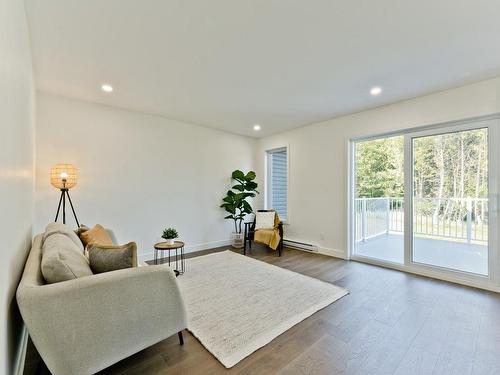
[154,241,185,275]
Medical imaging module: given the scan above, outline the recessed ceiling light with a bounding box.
[253,124,261,131]
[101,84,113,93]
[370,86,382,96]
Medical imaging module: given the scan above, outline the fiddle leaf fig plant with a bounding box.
[220,170,259,234]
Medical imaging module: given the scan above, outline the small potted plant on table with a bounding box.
[162,227,179,245]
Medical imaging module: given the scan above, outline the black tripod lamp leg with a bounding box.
[65,190,80,227]
[62,190,66,224]
[54,190,64,222]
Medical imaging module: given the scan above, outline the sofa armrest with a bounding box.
[17,266,186,375]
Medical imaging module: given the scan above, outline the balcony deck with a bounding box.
[355,232,488,275]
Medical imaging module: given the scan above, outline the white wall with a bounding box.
[35,93,256,260]
[0,0,35,373]
[255,78,500,259]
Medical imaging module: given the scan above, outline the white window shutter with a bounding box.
[267,147,288,221]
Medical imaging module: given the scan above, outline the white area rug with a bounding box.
[176,251,348,368]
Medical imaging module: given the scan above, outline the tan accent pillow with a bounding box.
[80,224,113,247]
[42,233,93,284]
[87,242,138,274]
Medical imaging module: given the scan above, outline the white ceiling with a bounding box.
[25,0,500,138]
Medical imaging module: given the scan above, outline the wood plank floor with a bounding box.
[27,244,500,375]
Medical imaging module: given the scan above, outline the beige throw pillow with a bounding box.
[42,233,93,284]
[80,224,114,247]
[255,211,276,230]
[87,242,137,274]
[44,222,84,253]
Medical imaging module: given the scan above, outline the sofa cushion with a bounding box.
[44,222,84,253]
[87,242,138,274]
[42,233,93,284]
[80,224,113,247]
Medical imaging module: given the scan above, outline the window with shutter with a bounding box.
[266,147,288,222]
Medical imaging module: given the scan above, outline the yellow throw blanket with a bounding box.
[254,212,281,250]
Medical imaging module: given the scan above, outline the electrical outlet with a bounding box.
[320,233,325,241]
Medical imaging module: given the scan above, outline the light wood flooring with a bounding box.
[26,244,500,374]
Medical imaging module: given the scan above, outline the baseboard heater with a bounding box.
[283,239,318,252]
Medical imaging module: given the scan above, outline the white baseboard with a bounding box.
[14,324,28,375]
[287,243,347,260]
[138,238,348,262]
[317,246,348,260]
[185,239,232,253]
[138,239,232,263]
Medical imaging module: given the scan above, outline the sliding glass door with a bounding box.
[411,127,489,275]
[353,135,404,264]
[351,118,498,285]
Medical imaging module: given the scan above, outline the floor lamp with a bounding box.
[51,164,80,227]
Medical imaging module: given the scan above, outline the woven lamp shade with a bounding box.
[50,164,77,189]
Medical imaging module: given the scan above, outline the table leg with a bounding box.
[175,248,178,272]
[182,246,185,274]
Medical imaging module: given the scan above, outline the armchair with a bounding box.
[244,209,284,256]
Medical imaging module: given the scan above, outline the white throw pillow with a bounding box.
[255,211,276,230]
